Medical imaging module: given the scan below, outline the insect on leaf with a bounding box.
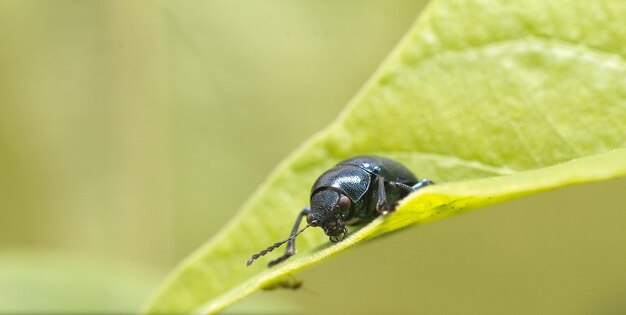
[143,0,626,313]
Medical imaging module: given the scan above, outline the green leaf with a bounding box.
[143,0,626,313]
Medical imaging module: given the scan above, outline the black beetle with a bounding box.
[246,155,433,267]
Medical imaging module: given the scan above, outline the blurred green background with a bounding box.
[1,1,625,314]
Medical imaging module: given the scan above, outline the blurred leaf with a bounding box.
[0,250,160,313]
[144,0,626,313]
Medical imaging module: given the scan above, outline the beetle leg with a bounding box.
[411,178,434,191]
[268,206,311,267]
[390,178,434,192]
[375,176,393,214]
[378,178,434,213]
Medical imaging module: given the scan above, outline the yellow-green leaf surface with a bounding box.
[144,0,626,313]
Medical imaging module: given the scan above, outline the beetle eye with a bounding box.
[337,195,351,218]
[306,213,319,226]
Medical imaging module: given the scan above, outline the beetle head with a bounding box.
[307,189,351,242]
[246,189,352,267]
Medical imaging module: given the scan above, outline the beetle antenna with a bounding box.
[246,225,310,266]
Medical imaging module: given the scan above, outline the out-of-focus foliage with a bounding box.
[0,0,427,313]
[0,251,159,313]
[144,0,626,314]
